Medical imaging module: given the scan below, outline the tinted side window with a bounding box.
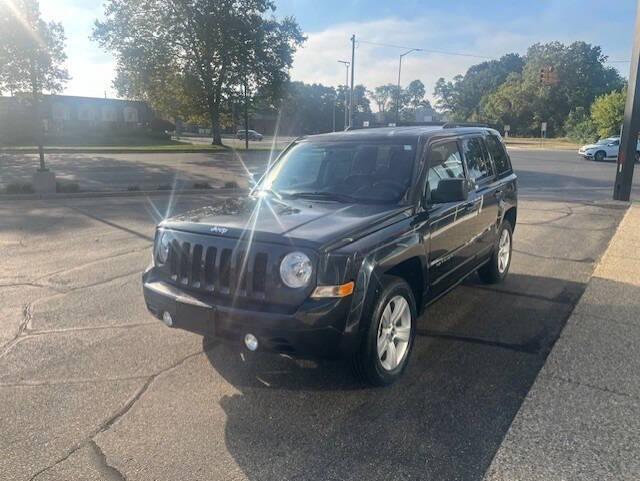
[427,141,465,200]
[485,135,512,176]
[462,137,494,182]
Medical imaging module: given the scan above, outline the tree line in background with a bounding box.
[433,41,626,141]
[0,0,630,144]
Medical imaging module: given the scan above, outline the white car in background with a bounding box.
[578,137,640,162]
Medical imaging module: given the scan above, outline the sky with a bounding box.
[40,0,638,104]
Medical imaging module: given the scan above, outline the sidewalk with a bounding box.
[485,203,640,481]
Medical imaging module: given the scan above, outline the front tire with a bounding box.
[594,150,606,162]
[478,220,513,284]
[352,276,417,386]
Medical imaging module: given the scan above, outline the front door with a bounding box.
[422,139,477,297]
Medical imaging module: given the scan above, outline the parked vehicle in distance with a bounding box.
[578,137,640,162]
[236,129,264,141]
[143,126,518,385]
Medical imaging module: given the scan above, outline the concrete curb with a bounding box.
[0,187,248,201]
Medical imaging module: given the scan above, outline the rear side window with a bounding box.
[485,135,512,176]
[462,137,494,182]
[426,141,465,199]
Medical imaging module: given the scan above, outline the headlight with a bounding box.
[279,252,312,288]
[155,230,170,264]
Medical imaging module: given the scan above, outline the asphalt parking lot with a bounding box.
[0,149,634,480]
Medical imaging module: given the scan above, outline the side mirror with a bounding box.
[430,178,469,204]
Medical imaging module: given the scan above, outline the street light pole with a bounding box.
[338,60,350,130]
[349,34,355,129]
[396,48,421,124]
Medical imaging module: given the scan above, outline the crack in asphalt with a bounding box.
[0,302,33,360]
[0,374,150,388]
[540,372,639,401]
[417,328,546,355]
[27,348,208,481]
[31,245,150,285]
[512,248,596,264]
[87,440,127,481]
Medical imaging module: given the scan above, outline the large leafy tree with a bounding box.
[433,54,524,120]
[0,0,69,164]
[93,0,305,145]
[368,84,400,115]
[591,87,626,138]
[482,42,623,136]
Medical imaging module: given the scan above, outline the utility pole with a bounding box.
[349,34,355,129]
[396,48,421,124]
[614,0,640,201]
[338,60,350,130]
[332,96,336,132]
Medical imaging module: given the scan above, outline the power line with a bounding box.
[357,39,494,59]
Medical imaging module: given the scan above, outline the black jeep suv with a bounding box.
[143,126,517,385]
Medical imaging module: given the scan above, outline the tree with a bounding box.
[481,42,623,136]
[0,0,69,166]
[405,80,426,109]
[368,84,396,115]
[564,107,598,144]
[591,87,626,138]
[433,54,524,120]
[93,0,305,145]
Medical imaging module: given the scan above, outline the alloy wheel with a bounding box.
[376,295,412,371]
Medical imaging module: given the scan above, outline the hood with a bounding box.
[161,195,410,249]
[581,143,602,150]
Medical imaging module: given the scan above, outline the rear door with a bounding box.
[460,135,500,260]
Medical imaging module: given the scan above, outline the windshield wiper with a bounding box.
[287,191,358,203]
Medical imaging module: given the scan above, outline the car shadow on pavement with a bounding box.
[203,272,585,481]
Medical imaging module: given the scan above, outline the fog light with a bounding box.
[162,311,173,327]
[244,333,258,351]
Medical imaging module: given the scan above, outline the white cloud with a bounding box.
[290,13,630,108]
[41,0,116,98]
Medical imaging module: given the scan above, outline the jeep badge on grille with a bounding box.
[210,226,229,234]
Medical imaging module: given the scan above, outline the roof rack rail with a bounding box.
[442,122,489,129]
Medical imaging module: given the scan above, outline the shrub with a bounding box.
[5,182,34,194]
[564,107,598,144]
[56,181,80,193]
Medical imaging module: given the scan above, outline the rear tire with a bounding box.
[351,275,417,386]
[594,150,606,162]
[478,220,513,284]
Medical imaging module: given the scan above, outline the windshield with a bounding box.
[259,140,418,203]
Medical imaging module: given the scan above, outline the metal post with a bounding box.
[349,34,355,129]
[244,80,249,151]
[614,0,640,201]
[396,49,421,124]
[338,60,350,130]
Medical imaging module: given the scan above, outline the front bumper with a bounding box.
[578,151,594,159]
[143,272,360,359]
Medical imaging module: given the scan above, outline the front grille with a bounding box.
[166,237,270,299]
